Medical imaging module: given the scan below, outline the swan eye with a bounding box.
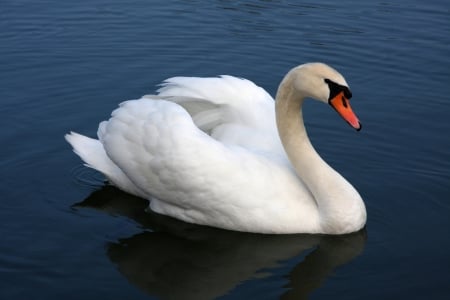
[343,88,352,99]
[324,79,352,100]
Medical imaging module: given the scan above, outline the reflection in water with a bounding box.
[76,186,367,300]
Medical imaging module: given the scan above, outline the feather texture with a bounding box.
[66,64,366,234]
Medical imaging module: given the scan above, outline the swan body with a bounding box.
[66,63,366,234]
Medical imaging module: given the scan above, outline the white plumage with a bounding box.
[66,63,366,234]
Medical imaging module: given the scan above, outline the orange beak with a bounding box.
[329,91,362,131]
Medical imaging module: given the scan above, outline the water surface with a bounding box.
[1,1,449,299]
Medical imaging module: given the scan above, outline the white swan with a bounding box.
[66,63,366,234]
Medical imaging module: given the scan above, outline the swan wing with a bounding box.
[154,75,285,154]
[156,75,275,129]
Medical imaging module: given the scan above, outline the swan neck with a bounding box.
[275,76,324,190]
[275,74,310,166]
[274,73,366,234]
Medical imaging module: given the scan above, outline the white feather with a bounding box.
[66,63,366,234]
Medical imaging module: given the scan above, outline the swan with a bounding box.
[66,62,366,234]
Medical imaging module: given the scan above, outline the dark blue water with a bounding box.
[1,1,449,299]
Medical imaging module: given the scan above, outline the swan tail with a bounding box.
[65,132,111,174]
[65,132,146,197]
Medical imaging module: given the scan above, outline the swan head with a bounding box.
[289,63,361,131]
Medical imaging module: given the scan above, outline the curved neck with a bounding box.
[275,76,331,197]
[275,74,365,234]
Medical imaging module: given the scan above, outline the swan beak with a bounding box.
[329,92,361,131]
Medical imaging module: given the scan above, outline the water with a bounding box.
[1,0,449,299]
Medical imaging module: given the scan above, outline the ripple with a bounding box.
[70,165,105,188]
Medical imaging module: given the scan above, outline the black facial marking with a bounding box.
[324,78,352,102]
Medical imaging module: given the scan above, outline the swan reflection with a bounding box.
[76,186,367,300]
